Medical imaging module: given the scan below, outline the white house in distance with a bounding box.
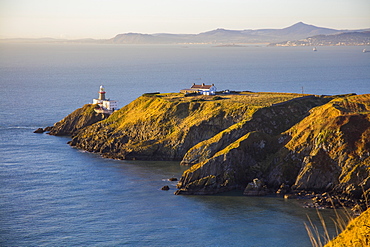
[180,83,217,95]
[93,85,118,113]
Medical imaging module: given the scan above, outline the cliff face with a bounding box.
[284,94,370,197]
[176,94,370,198]
[180,96,330,166]
[49,92,370,199]
[176,96,332,194]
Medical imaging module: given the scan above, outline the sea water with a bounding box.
[0,43,369,246]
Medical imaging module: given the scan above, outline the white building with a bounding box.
[180,83,217,95]
[93,85,118,113]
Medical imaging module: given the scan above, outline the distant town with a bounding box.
[270,31,370,47]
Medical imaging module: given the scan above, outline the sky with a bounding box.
[0,0,369,39]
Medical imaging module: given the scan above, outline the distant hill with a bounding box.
[2,22,369,45]
[107,22,368,44]
[238,22,342,41]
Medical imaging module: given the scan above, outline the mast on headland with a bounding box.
[93,85,118,114]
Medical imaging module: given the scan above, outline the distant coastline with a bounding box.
[270,31,370,47]
[2,22,369,46]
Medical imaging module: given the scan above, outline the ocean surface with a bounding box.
[0,43,369,246]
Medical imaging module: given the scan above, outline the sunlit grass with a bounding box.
[305,192,370,247]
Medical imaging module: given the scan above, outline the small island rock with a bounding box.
[33,128,45,133]
[161,185,170,190]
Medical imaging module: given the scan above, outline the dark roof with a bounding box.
[190,83,214,90]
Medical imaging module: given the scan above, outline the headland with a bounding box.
[38,91,370,212]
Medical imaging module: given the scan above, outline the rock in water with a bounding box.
[33,128,45,133]
[161,185,170,190]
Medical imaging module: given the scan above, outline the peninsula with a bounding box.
[41,90,370,211]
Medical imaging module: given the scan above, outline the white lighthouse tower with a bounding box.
[98,85,106,100]
[93,85,118,113]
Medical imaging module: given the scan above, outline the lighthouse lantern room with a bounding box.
[93,85,118,113]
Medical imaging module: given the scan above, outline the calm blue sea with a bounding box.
[0,43,369,246]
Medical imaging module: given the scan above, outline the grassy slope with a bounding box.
[325,208,370,247]
[71,92,304,159]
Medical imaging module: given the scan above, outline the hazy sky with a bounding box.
[1,0,369,39]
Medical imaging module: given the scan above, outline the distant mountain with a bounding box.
[108,22,367,44]
[2,22,369,45]
[110,33,165,44]
[266,21,340,36]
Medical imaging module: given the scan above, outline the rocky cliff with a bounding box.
[176,94,370,202]
[176,95,332,194]
[47,92,370,203]
[283,95,370,196]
